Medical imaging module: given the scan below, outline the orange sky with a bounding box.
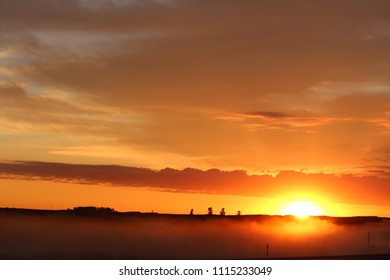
[1,0,390,216]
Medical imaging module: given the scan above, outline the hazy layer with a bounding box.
[1,213,389,259]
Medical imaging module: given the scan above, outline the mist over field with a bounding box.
[1,211,389,259]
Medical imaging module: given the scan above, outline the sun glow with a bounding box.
[280,201,323,218]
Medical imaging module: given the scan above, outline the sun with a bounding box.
[280,201,323,218]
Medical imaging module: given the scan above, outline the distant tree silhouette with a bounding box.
[72,206,116,215]
[220,208,226,216]
[190,209,194,215]
[208,207,213,215]
[237,210,241,216]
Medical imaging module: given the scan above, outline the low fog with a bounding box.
[1,212,389,259]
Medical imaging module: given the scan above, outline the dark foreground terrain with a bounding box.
[1,207,389,259]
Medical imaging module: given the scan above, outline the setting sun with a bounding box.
[281,201,323,218]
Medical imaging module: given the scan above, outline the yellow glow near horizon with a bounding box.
[2,179,390,217]
[280,201,323,218]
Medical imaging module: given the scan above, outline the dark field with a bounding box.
[1,208,389,260]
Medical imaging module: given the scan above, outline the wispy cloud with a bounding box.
[214,110,338,131]
[1,0,390,173]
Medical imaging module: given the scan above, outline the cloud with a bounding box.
[359,146,390,176]
[0,160,261,195]
[1,161,390,206]
[1,0,390,174]
[2,0,390,109]
[214,110,338,131]
[245,111,291,119]
[0,79,145,137]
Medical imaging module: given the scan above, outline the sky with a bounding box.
[1,0,390,216]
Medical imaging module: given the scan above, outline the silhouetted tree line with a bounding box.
[72,206,116,215]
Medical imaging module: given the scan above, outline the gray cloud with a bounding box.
[1,161,390,206]
[245,111,290,119]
